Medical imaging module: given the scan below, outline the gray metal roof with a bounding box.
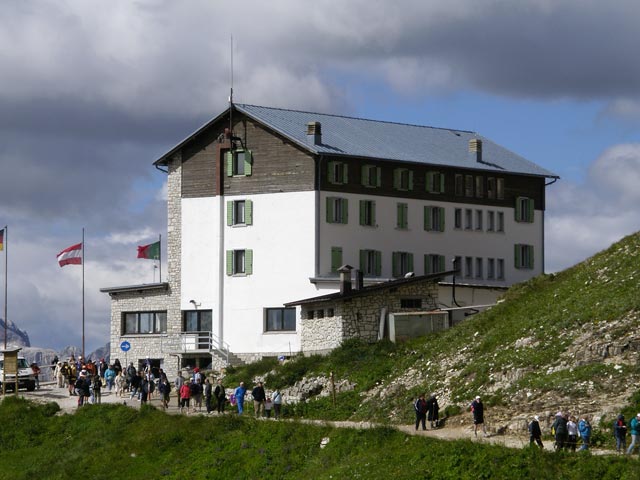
[236,104,558,178]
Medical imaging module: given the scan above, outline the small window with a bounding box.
[497,212,505,232]
[306,310,315,320]
[122,311,167,335]
[487,211,495,231]
[316,310,325,319]
[265,307,296,332]
[327,308,334,317]
[424,254,445,274]
[487,177,496,199]
[394,168,413,191]
[475,257,483,279]
[465,175,474,197]
[359,200,376,227]
[328,161,348,185]
[226,150,253,177]
[226,249,253,275]
[400,298,422,309]
[496,178,505,200]
[326,197,348,224]
[465,209,473,230]
[397,203,409,229]
[454,208,462,229]
[465,256,473,278]
[361,165,381,188]
[515,197,534,223]
[392,251,414,277]
[475,210,483,231]
[426,171,445,194]
[475,177,484,198]
[331,246,343,273]
[497,258,505,279]
[487,258,495,279]
[360,249,382,276]
[455,174,464,196]
[424,206,445,232]
[227,199,253,226]
[515,244,534,269]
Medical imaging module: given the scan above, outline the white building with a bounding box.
[101,104,558,374]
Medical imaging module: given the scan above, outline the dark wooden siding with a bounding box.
[181,128,221,198]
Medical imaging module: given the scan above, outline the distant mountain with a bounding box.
[0,318,30,347]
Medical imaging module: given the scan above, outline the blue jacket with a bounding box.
[578,419,592,437]
[629,417,640,436]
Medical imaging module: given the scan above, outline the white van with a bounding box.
[0,355,36,391]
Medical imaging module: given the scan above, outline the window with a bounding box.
[426,171,445,194]
[316,310,325,319]
[184,310,212,332]
[475,177,484,198]
[326,197,348,224]
[401,298,422,309]
[226,150,253,177]
[497,258,505,280]
[424,254,445,274]
[464,256,473,278]
[227,199,253,226]
[455,174,464,196]
[475,210,483,231]
[392,251,414,277]
[331,246,343,273]
[497,178,505,200]
[397,203,408,229]
[265,307,296,332]
[487,211,495,231]
[487,258,495,279]
[515,244,534,269]
[424,206,445,232]
[361,165,381,188]
[465,209,473,230]
[359,200,376,226]
[454,256,462,274]
[226,249,253,275]
[360,249,382,276]
[394,168,413,191]
[465,175,474,197]
[328,161,348,185]
[123,311,167,335]
[454,208,462,229]
[515,197,534,223]
[475,257,483,279]
[327,308,334,317]
[497,212,505,232]
[487,177,496,199]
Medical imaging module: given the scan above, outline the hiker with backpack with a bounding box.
[627,413,640,455]
[414,394,428,431]
[614,414,628,453]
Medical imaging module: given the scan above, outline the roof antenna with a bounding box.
[229,34,234,148]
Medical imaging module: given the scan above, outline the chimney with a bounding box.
[353,269,364,290]
[306,121,322,145]
[337,264,353,295]
[469,138,482,163]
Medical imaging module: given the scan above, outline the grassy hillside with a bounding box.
[224,232,640,430]
[1,397,639,480]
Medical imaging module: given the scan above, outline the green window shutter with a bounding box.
[424,206,432,231]
[226,151,233,177]
[439,255,445,273]
[359,249,366,271]
[527,199,534,223]
[397,203,407,229]
[226,250,233,275]
[342,164,348,184]
[245,249,253,275]
[515,197,522,221]
[439,174,445,193]
[393,169,400,189]
[326,197,333,223]
[439,207,445,231]
[408,253,414,272]
[361,166,368,186]
[426,172,434,192]
[332,247,343,273]
[376,167,382,187]
[375,251,382,276]
[341,198,348,224]
[226,201,233,226]
[392,252,399,277]
[327,161,336,184]
[514,244,521,269]
[359,200,366,226]
[408,171,414,190]
[424,255,432,274]
[528,246,534,269]
[244,150,252,176]
[371,201,376,225]
[245,200,253,225]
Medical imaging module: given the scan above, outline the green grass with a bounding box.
[1,397,639,479]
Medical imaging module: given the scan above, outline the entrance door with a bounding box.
[184,310,213,349]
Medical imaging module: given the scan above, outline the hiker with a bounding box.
[414,394,427,431]
[614,414,627,453]
[552,412,568,450]
[174,372,184,408]
[204,378,213,414]
[578,416,592,451]
[30,363,40,390]
[567,415,578,451]
[214,379,226,414]
[115,370,126,397]
[55,362,65,388]
[272,388,283,419]
[91,375,102,404]
[252,381,266,418]
[626,413,640,455]
[159,376,172,409]
[426,393,440,429]
[470,396,487,437]
[234,382,247,414]
[179,379,192,413]
[529,415,544,448]
[104,365,116,391]
[265,396,273,418]
[190,377,203,413]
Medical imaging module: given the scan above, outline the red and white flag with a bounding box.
[57,242,82,267]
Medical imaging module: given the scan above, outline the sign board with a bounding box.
[4,354,17,374]
[120,341,131,352]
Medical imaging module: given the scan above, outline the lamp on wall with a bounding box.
[189,299,201,309]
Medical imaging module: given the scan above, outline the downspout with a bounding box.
[315,155,324,278]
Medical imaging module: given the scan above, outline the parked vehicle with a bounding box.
[0,355,36,391]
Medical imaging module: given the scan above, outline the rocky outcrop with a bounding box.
[0,317,30,347]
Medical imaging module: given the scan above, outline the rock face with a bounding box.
[0,317,31,347]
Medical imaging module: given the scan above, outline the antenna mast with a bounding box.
[229,35,234,144]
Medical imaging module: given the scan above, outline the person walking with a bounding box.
[578,416,592,451]
[552,412,568,450]
[567,415,578,451]
[272,388,283,419]
[627,413,640,455]
[252,381,266,418]
[204,378,213,414]
[414,394,427,431]
[234,382,247,415]
[214,379,226,414]
[159,376,172,409]
[470,396,487,437]
[614,414,627,453]
[426,393,440,429]
[174,372,185,408]
[104,365,116,392]
[529,415,544,448]
[179,379,192,414]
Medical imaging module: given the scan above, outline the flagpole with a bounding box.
[82,228,85,360]
[3,225,7,350]
[159,234,162,283]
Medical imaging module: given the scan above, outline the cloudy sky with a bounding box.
[1,0,639,353]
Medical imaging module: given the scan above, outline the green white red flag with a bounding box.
[137,241,160,260]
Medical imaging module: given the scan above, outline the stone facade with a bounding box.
[300,278,440,354]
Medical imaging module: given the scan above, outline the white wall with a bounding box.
[319,192,544,286]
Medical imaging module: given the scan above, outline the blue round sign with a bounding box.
[120,341,131,352]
